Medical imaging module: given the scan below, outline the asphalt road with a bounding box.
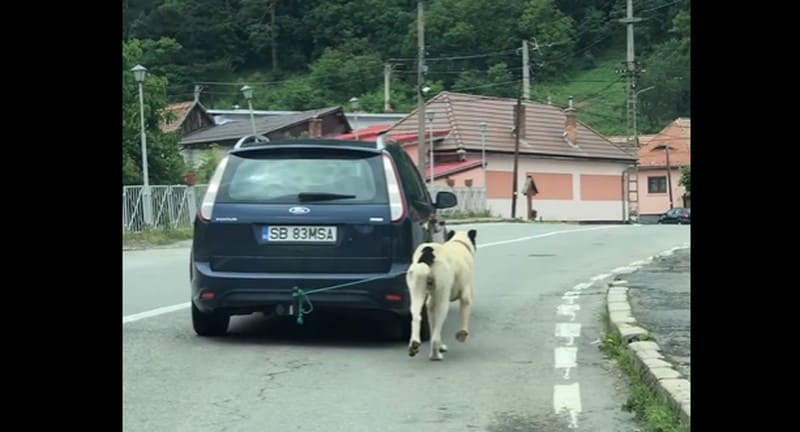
[123,223,690,432]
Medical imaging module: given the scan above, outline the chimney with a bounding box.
[514,103,526,139]
[308,117,323,138]
[564,96,577,145]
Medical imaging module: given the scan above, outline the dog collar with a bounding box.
[452,239,474,254]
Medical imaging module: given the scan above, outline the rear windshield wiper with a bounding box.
[297,192,357,202]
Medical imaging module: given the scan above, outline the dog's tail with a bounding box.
[407,246,435,287]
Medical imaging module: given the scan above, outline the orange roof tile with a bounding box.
[638,118,690,168]
[161,101,195,133]
[385,92,635,161]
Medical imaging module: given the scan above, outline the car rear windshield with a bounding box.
[216,148,389,204]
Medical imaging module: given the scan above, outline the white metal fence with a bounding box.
[122,184,487,232]
[123,185,206,232]
[429,186,488,216]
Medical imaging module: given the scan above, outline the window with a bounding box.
[385,145,433,215]
[218,150,388,204]
[648,176,667,194]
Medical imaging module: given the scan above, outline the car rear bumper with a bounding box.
[191,261,411,316]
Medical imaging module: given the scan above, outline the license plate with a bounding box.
[262,225,338,243]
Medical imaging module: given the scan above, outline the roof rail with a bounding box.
[233,134,271,149]
[376,132,398,150]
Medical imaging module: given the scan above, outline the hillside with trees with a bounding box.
[122,0,689,184]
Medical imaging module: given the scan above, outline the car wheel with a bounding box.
[192,302,230,337]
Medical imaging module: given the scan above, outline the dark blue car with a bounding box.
[189,137,457,339]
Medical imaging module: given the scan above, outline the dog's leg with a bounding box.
[428,295,449,361]
[456,287,472,343]
[408,288,426,358]
[425,296,446,353]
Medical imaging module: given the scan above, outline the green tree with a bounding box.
[519,0,578,81]
[123,39,186,185]
[679,166,690,193]
[308,39,384,105]
[638,6,690,132]
[196,145,225,184]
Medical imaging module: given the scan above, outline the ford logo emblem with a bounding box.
[288,206,311,215]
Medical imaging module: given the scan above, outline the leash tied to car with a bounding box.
[291,271,408,325]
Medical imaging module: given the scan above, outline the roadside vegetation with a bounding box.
[600,312,689,432]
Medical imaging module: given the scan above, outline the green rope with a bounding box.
[291,271,407,325]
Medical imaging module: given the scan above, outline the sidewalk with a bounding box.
[605,247,691,424]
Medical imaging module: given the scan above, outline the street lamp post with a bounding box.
[240,85,258,138]
[349,97,360,140]
[132,64,153,226]
[426,111,435,184]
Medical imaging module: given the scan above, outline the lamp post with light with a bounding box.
[131,64,153,226]
[240,85,258,138]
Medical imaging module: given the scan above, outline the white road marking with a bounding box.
[123,225,629,323]
[480,226,625,249]
[610,265,637,274]
[555,323,582,346]
[123,303,189,324]
[573,282,593,291]
[555,347,578,379]
[557,304,581,322]
[553,382,582,429]
[549,243,689,428]
[562,292,580,305]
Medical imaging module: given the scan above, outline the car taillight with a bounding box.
[198,155,230,222]
[382,154,406,222]
[680,213,688,218]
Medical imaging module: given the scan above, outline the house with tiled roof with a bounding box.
[179,106,353,167]
[380,91,638,221]
[635,118,691,215]
[160,100,215,135]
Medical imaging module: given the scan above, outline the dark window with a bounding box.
[218,149,388,204]
[648,176,667,194]
[386,145,432,215]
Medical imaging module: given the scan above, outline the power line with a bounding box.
[389,48,519,63]
[452,79,522,92]
[640,0,683,16]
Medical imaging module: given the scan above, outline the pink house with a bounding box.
[634,118,691,216]
[347,92,638,221]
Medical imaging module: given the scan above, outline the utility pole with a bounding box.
[522,40,530,101]
[665,143,674,209]
[416,0,427,174]
[511,83,522,218]
[618,0,642,222]
[384,63,393,113]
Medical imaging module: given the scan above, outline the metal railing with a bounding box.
[123,185,201,232]
[428,186,488,216]
[123,184,487,232]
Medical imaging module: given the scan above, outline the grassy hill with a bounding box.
[529,53,628,137]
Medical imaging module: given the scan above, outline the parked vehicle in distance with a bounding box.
[658,207,690,225]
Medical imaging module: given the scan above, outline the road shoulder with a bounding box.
[604,248,691,425]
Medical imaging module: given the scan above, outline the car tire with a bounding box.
[192,302,230,337]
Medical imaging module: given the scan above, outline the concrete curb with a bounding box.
[606,278,691,427]
[123,239,193,251]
